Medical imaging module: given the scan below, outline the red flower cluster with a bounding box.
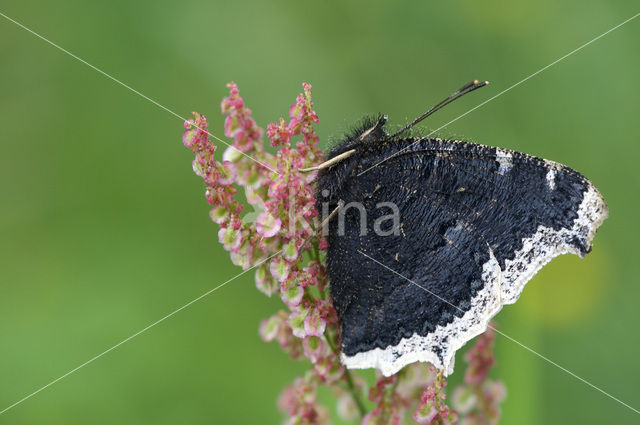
[413,368,458,425]
[183,82,350,425]
[451,325,506,425]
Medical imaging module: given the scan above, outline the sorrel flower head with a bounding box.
[181,82,506,425]
[413,368,458,425]
[451,325,506,425]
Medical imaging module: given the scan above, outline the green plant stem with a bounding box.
[344,368,367,418]
[325,334,367,418]
[390,370,402,394]
[473,384,491,423]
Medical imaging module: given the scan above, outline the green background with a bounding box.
[1,1,639,424]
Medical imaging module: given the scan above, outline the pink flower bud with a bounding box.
[245,187,264,205]
[304,308,326,337]
[209,206,229,224]
[224,115,239,138]
[288,309,308,338]
[451,386,477,415]
[230,251,249,269]
[259,315,282,342]
[283,239,299,261]
[302,336,323,363]
[337,393,359,422]
[218,226,243,251]
[281,285,304,307]
[222,145,243,163]
[256,212,281,238]
[182,128,197,148]
[314,357,344,384]
[255,264,279,297]
[413,403,439,425]
[216,161,236,185]
[269,257,290,282]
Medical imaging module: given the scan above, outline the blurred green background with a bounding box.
[1,1,639,424]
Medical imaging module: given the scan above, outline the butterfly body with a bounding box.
[316,117,608,376]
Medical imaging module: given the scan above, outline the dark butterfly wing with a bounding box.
[325,138,607,375]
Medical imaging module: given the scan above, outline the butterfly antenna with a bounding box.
[391,80,489,138]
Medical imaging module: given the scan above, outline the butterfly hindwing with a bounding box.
[320,137,607,376]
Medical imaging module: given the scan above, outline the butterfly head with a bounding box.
[313,115,389,209]
[326,114,389,159]
[357,114,388,144]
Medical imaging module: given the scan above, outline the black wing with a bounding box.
[323,138,607,375]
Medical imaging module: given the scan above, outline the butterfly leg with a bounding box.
[298,150,356,173]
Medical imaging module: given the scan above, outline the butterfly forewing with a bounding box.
[320,137,607,376]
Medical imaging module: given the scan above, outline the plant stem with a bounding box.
[324,335,367,418]
[390,370,402,394]
[344,368,367,418]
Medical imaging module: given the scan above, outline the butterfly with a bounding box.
[303,81,608,376]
